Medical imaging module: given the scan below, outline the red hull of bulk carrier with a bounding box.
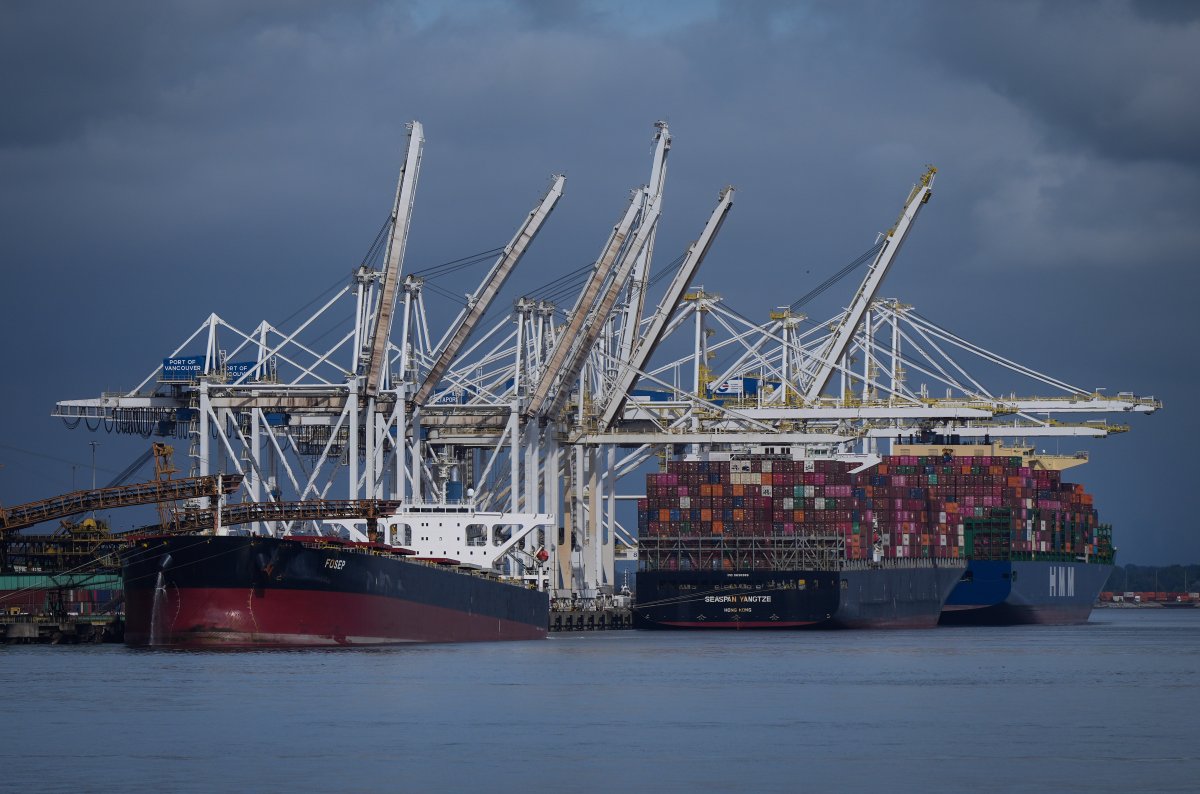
[123,587,546,647]
[122,535,548,648]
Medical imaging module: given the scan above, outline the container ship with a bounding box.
[881,441,1115,626]
[634,455,966,629]
[122,508,552,648]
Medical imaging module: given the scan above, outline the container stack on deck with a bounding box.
[637,453,1111,570]
[639,457,962,569]
[876,453,1112,563]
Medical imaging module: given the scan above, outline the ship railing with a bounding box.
[637,534,847,573]
[840,557,965,570]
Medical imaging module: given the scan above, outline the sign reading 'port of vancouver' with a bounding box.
[161,355,206,381]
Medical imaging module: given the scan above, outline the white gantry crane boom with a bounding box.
[802,165,936,405]
[541,190,664,422]
[362,121,424,398]
[524,191,644,421]
[599,186,735,430]
[617,121,671,365]
[412,174,566,408]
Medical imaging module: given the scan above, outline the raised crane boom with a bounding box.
[599,186,734,430]
[363,121,424,398]
[540,190,664,422]
[616,121,671,365]
[802,166,935,404]
[412,174,566,408]
[524,191,644,420]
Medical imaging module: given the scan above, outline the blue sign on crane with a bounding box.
[162,355,206,381]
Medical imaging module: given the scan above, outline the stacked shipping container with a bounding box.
[637,453,1111,570]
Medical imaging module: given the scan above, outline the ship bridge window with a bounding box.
[465,524,487,547]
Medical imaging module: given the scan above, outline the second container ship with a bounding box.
[634,455,966,629]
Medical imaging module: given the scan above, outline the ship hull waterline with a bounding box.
[939,559,1113,626]
[634,564,965,630]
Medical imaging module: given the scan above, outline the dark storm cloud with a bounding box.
[0,1,383,147]
[871,0,1200,167]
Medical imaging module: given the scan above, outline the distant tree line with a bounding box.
[1104,564,1200,594]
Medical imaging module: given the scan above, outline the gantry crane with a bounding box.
[49,123,1158,607]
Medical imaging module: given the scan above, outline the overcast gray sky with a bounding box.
[1,0,1195,563]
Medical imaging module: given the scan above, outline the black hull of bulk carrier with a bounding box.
[634,564,964,630]
[939,559,1113,626]
[121,535,548,647]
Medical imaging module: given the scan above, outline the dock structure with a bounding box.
[1,615,123,644]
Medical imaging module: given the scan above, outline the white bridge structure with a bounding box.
[54,121,1160,608]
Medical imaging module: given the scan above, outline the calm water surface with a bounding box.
[2,609,1198,793]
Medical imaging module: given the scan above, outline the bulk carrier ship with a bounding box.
[634,455,966,629]
[122,507,553,648]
